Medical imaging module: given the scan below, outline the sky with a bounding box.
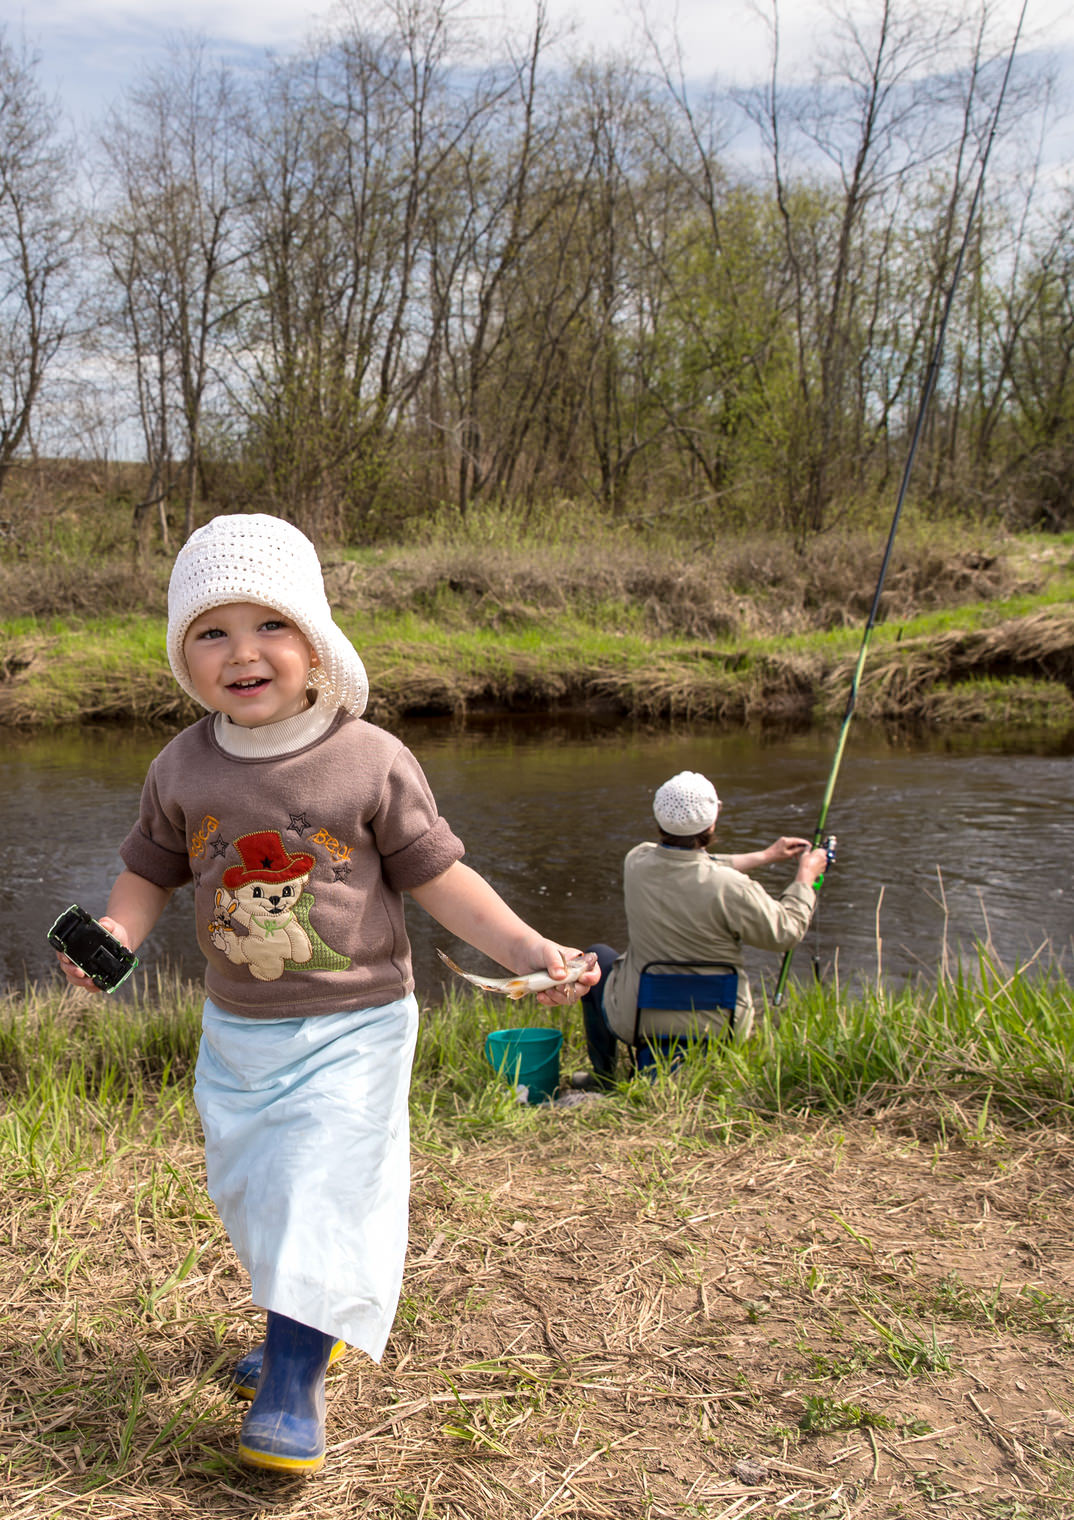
[19,0,1074,133]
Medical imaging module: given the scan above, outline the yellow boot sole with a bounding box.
[238,1441,326,1473]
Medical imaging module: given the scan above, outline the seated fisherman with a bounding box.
[579,770,828,1083]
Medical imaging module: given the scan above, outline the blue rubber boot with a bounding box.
[233,1336,345,1400]
[237,1312,337,1473]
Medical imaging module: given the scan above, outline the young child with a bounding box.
[56,513,598,1475]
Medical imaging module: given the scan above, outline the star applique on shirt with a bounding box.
[210,838,231,858]
[288,812,313,836]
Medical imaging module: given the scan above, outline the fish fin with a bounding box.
[438,948,506,993]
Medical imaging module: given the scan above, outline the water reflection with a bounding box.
[5,716,1072,1004]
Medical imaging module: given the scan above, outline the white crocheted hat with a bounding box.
[167,514,368,717]
[652,771,721,835]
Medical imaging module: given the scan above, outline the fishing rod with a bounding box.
[772,1,1028,1007]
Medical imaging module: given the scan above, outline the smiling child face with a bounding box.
[183,602,316,727]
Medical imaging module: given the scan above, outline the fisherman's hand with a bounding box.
[763,836,811,864]
[55,915,130,995]
[795,847,829,887]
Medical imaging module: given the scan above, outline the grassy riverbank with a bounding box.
[1,506,1073,731]
[2,961,1074,1516]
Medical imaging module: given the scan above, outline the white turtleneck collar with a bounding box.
[213,696,340,759]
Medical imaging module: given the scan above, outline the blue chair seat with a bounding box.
[632,961,739,1064]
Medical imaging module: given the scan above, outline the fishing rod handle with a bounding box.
[774,835,836,1002]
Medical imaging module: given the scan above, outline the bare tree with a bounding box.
[565,59,675,512]
[67,0,1067,538]
[928,46,1065,509]
[96,37,245,547]
[426,8,607,516]
[994,190,1074,527]
[235,0,508,537]
[718,0,1034,535]
[616,37,766,516]
[0,32,72,494]
[429,7,556,516]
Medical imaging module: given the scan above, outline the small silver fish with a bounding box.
[436,948,596,999]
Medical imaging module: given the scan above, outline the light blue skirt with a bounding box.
[193,994,419,1360]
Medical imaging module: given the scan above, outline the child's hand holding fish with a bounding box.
[438,946,599,1003]
[411,862,601,1007]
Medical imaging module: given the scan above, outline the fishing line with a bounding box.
[772,1,1028,1006]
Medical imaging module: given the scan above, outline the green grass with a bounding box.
[351,609,659,664]
[6,950,1072,1148]
[752,588,1074,661]
[411,949,1074,1143]
[742,953,1074,1126]
[0,973,204,1152]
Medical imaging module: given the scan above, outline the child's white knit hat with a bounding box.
[652,771,721,834]
[167,514,369,717]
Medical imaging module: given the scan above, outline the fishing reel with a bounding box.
[813,834,837,890]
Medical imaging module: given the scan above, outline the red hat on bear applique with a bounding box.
[222,831,316,890]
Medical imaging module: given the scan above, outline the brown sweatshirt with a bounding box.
[119,711,464,1018]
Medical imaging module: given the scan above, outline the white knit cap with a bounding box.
[167,514,368,717]
[652,771,721,835]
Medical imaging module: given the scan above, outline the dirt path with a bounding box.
[2,1115,1073,1517]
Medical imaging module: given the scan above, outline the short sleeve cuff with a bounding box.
[380,818,465,892]
[119,826,193,891]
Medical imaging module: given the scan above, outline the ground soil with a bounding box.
[3,1112,1073,1518]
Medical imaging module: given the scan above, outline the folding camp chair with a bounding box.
[630,960,739,1074]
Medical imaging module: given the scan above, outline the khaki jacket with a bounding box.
[602,842,816,1044]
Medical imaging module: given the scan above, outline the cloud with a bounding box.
[29,0,331,49]
[23,0,1074,130]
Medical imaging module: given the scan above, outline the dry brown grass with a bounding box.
[824,607,1074,725]
[0,557,171,621]
[333,532,1026,642]
[0,534,1022,640]
[3,1104,1074,1518]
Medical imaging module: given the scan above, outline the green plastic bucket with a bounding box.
[484,1027,563,1104]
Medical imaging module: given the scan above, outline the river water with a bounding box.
[5,716,1071,1004]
